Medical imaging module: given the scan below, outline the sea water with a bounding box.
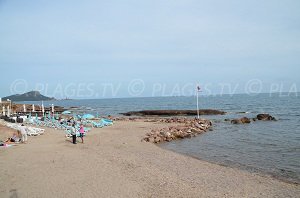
[20,93,300,183]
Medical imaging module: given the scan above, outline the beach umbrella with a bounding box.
[51,104,54,113]
[23,104,26,113]
[82,114,95,119]
[42,102,45,117]
[62,110,72,115]
[2,106,5,116]
[32,104,35,112]
[7,106,10,117]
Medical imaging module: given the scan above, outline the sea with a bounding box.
[19,93,300,184]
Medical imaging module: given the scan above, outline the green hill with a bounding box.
[2,91,55,102]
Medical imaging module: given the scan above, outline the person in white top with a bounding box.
[71,123,77,144]
[19,124,27,143]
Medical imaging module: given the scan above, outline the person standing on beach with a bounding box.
[19,124,27,143]
[71,123,77,144]
[79,124,84,143]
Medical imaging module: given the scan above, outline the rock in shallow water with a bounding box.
[229,114,277,124]
[231,117,251,124]
[257,114,277,121]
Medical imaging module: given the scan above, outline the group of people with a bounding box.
[58,117,86,144]
[71,123,85,144]
[5,124,28,144]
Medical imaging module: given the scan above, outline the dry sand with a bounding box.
[0,121,299,198]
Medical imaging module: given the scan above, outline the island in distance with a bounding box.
[2,91,56,102]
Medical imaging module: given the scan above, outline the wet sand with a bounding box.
[0,121,299,197]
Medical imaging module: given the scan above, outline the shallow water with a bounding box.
[19,93,300,183]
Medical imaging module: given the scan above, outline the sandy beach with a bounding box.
[0,120,299,198]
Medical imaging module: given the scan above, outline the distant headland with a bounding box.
[1,91,56,102]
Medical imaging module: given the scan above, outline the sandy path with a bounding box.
[0,121,299,198]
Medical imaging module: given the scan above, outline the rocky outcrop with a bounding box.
[145,117,193,123]
[231,117,251,124]
[142,119,212,143]
[228,114,277,124]
[257,114,277,121]
[121,109,226,116]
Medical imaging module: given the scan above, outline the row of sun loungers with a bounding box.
[24,116,113,137]
[3,115,114,138]
[5,123,45,136]
[91,119,114,128]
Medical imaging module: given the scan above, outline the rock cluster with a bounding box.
[228,114,277,124]
[231,117,251,124]
[142,119,212,143]
[144,117,191,123]
[256,114,277,121]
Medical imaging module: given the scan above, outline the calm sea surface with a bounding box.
[19,93,300,183]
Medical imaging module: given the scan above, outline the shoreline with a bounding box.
[1,120,299,197]
[159,143,300,185]
[120,117,299,185]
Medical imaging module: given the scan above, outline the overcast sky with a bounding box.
[0,0,299,98]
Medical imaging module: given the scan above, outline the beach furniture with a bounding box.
[91,119,113,128]
[82,114,95,119]
[26,127,45,136]
[62,111,71,115]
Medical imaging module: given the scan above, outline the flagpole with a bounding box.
[196,85,200,119]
